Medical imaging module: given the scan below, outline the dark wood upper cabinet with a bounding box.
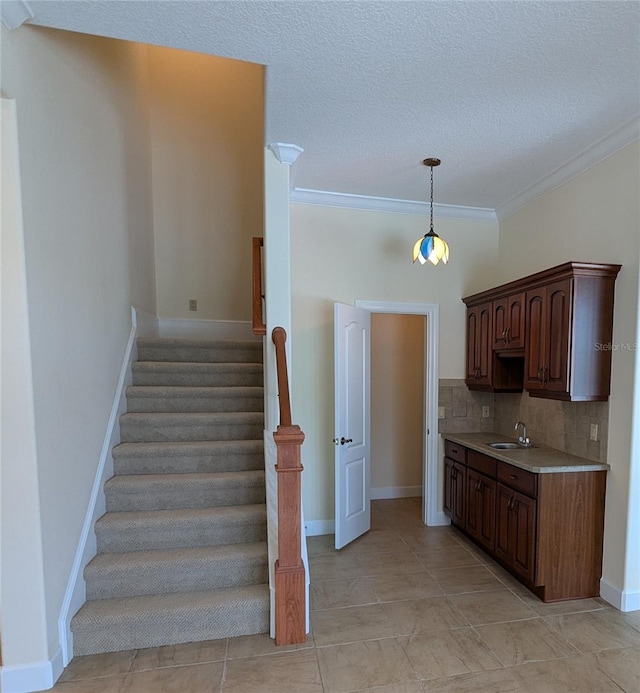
[464,262,621,401]
[492,292,525,351]
[465,303,493,388]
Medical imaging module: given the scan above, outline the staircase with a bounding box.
[71,337,269,656]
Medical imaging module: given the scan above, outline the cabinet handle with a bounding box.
[508,496,515,512]
[509,473,518,480]
[543,366,548,385]
[538,366,544,384]
[475,480,481,492]
[501,328,507,342]
[451,448,458,454]
[505,327,511,344]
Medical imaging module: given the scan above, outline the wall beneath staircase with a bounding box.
[1,25,156,678]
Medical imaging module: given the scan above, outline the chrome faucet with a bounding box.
[514,421,532,447]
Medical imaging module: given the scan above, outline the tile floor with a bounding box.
[42,498,640,692]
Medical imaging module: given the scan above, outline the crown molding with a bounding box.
[267,142,304,165]
[1,0,34,29]
[496,116,640,220]
[290,188,498,223]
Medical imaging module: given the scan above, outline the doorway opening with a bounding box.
[356,300,443,527]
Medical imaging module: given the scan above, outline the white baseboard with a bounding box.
[1,647,63,693]
[158,318,259,340]
[57,320,138,666]
[304,519,335,536]
[600,578,640,612]
[371,485,422,500]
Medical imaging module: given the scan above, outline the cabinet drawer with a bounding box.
[498,462,537,497]
[445,441,467,464]
[468,450,497,477]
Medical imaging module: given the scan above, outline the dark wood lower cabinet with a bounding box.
[466,469,496,553]
[495,483,536,583]
[444,456,466,528]
[443,441,607,602]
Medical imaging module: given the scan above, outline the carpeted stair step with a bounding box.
[96,504,267,553]
[85,542,268,600]
[105,471,266,511]
[112,440,264,475]
[137,338,262,364]
[126,385,264,413]
[132,361,263,387]
[71,584,270,655]
[119,411,264,442]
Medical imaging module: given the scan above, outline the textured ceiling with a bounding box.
[26,0,640,216]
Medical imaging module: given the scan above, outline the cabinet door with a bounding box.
[495,483,537,582]
[493,293,525,351]
[524,288,546,390]
[495,483,513,565]
[511,492,537,583]
[506,292,526,350]
[466,469,496,552]
[443,457,453,518]
[451,462,466,528]
[545,279,572,393]
[465,307,479,384]
[476,303,493,386]
[492,298,509,350]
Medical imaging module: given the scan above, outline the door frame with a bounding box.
[355,300,445,526]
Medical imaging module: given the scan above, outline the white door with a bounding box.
[334,303,371,549]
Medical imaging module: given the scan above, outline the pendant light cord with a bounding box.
[429,165,435,233]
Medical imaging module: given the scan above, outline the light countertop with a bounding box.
[442,432,609,474]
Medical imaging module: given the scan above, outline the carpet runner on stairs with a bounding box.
[71,338,269,656]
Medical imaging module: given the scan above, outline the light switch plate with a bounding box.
[590,423,599,441]
[438,406,445,419]
[482,406,490,418]
[189,299,198,312]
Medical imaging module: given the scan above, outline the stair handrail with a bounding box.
[252,237,266,335]
[271,326,306,645]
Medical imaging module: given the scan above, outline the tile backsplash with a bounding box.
[494,392,608,463]
[438,380,609,463]
[438,379,494,434]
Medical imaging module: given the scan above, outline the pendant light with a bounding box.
[412,158,450,266]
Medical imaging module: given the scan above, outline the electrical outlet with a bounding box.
[590,423,599,441]
[189,299,198,312]
[438,406,445,419]
[482,406,490,418]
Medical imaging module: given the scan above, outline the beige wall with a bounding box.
[370,313,424,493]
[498,141,640,598]
[148,47,264,321]
[1,26,156,665]
[290,203,499,523]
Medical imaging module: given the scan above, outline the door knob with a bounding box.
[340,437,353,445]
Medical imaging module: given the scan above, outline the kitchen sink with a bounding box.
[488,442,522,449]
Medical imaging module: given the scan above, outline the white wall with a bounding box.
[148,47,264,321]
[498,141,640,605]
[371,313,424,494]
[0,25,156,670]
[290,203,499,524]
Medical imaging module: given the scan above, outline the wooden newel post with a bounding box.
[271,326,306,645]
[274,425,306,645]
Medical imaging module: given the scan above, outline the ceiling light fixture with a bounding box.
[413,158,449,266]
